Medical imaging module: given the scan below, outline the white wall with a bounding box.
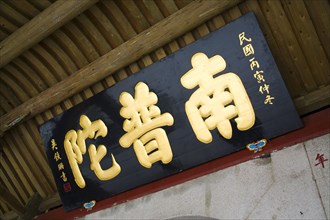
[81,134,329,220]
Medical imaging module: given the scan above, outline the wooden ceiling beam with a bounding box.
[0,0,98,68]
[0,184,25,216]
[0,0,241,136]
[38,193,61,213]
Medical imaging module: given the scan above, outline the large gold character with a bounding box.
[119,82,174,168]
[64,115,121,188]
[181,52,255,143]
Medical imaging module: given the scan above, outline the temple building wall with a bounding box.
[82,134,329,220]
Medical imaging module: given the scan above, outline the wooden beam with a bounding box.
[38,193,61,213]
[0,211,18,220]
[294,85,330,115]
[0,184,25,216]
[0,0,98,68]
[21,193,42,220]
[0,0,240,136]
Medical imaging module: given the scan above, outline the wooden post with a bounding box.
[0,0,98,68]
[0,0,241,136]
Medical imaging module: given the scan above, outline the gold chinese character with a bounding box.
[54,152,61,161]
[60,171,67,182]
[243,44,254,56]
[259,84,270,94]
[264,95,275,105]
[249,58,260,70]
[181,52,255,143]
[64,115,120,188]
[119,82,174,168]
[89,144,121,180]
[254,71,265,83]
[58,162,65,171]
[239,32,252,45]
[51,139,57,151]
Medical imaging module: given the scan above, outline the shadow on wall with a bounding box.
[167,216,218,220]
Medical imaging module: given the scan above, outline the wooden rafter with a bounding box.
[0,184,25,216]
[0,0,240,136]
[0,0,98,68]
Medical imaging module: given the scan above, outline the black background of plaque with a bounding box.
[39,13,302,211]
